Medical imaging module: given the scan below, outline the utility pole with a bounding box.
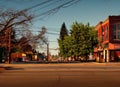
[47,43,49,61]
[7,28,11,64]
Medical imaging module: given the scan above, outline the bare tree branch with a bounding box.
[0,10,33,30]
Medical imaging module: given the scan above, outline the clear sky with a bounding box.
[0,0,120,55]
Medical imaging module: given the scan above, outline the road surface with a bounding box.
[0,63,120,87]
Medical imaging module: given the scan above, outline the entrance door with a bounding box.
[105,50,107,62]
[110,51,114,62]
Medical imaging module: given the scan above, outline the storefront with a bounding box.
[94,43,120,62]
[109,43,120,62]
[94,16,120,62]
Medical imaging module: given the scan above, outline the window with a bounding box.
[113,23,120,40]
[118,24,120,30]
[106,26,108,40]
[118,31,120,39]
[113,24,116,39]
[102,28,104,41]
[118,24,120,39]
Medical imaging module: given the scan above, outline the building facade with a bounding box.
[94,16,120,62]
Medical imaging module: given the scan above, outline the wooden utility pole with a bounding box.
[7,28,11,64]
[47,43,49,61]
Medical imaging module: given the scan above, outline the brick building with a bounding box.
[94,16,120,62]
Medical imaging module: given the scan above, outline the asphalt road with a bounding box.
[1,63,120,87]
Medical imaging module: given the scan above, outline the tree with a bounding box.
[29,26,47,50]
[58,22,98,60]
[70,22,86,59]
[0,9,47,52]
[0,9,33,63]
[60,22,68,40]
[62,35,74,57]
[58,22,68,57]
[0,9,33,49]
[0,9,32,31]
[14,26,47,52]
[70,22,98,59]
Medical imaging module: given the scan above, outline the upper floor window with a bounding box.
[118,24,120,39]
[102,28,104,41]
[113,23,120,40]
[106,26,108,40]
[118,31,120,39]
[118,24,120,30]
[113,24,116,39]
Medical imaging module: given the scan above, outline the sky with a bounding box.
[0,0,120,55]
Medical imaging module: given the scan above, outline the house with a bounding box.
[94,16,120,62]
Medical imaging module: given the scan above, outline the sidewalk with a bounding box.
[1,62,120,67]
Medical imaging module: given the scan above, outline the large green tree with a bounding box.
[70,22,98,59]
[62,36,73,58]
[58,22,68,57]
[58,22,98,60]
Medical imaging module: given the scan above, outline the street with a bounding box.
[0,63,120,87]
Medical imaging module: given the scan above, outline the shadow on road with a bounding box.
[1,66,24,71]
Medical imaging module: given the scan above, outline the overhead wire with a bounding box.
[32,0,62,12]
[0,0,80,52]
[0,0,81,18]
[21,0,55,12]
[0,0,81,21]
[35,0,80,18]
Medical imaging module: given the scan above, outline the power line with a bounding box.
[49,41,58,42]
[30,25,61,32]
[46,32,59,35]
[32,0,62,12]
[2,0,55,15]
[23,0,55,11]
[35,0,81,18]
[0,0,81,21]
[16,29,60,36]
[4,0,54,11]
